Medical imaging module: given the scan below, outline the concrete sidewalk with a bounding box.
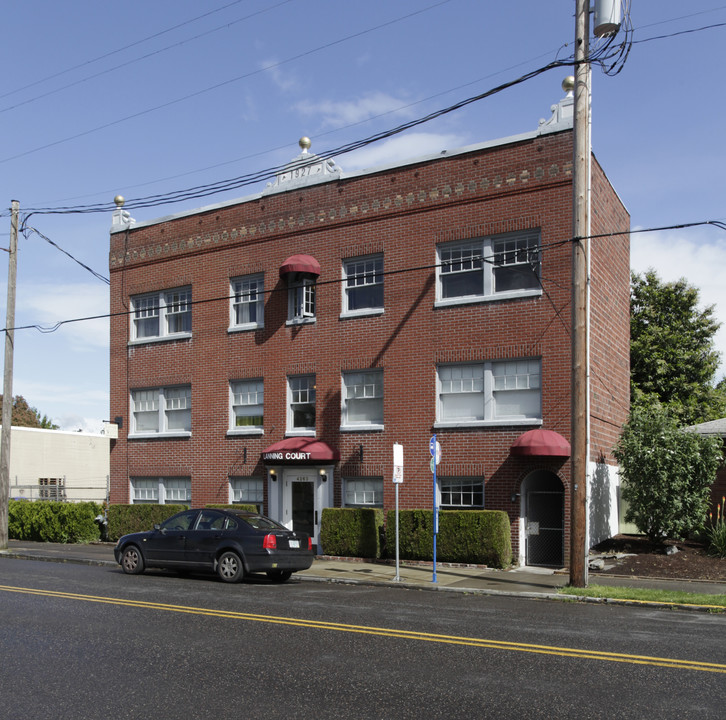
[2,539,726,603]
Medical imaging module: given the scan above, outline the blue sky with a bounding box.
[1,0,725,431]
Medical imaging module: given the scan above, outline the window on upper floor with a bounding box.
[229,379,264,433]
[436,230,541,305]
[288,278,316,323]
[287,374,316,434]
[130,386,192,436]
[230,274,264,331]
[131,287,192,342]
[342,254,383,316]
[436,359,541,426]
[341,369,383,430]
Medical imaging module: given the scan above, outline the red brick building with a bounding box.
[108,84,630,567]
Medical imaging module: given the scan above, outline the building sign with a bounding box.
[262,451,312,462]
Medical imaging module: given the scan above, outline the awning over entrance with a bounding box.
[261,437,340,464]
[279,254,321,278]
[510,429,571,458]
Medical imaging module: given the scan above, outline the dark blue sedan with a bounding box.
[114,508,314,583]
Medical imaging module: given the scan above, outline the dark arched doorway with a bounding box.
[522,470,564,567]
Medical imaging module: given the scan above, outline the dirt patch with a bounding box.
[590,534,726,582]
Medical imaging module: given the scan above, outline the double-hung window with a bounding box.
[437,230,540,304]
[288,279,316,323]
[341,370,383,429]
[230,274,264,330]
[230,379,264,432]
[437,359,541,426]
[131,287,192,341]
[288,375,316,433]
[230,477,264,511]
[130,386,192,436]
[440,477,484,509]
[131,477,191,504]
[342,254,383,315]
[344,477,384,507]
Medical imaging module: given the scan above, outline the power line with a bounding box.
[4,220,722,335]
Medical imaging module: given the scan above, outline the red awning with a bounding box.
[279,254,321,278]
[261,437,340,463]
[511,429,571,458]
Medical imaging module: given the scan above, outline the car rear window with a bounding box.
[239,515,284,530]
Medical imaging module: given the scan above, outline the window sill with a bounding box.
[434,419,542,429]
[434,288,541,309]
[228,324,264,334]
[339,424,384,433]
[128,431,192,440]
[339,308,384,320]
[286,317,316,327]
[285,429,316,437]
[227,428,264,437]
[128,333,192,347]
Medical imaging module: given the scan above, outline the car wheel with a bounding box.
[217,551,244,583]
[121,545,145,575]
[267,570,292,583]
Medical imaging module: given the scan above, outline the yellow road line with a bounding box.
[2,583,725,673]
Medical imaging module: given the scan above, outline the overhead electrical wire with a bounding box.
[4,220,724,336]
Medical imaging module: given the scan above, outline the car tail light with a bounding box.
[308,537,313,551]
[263,533,277,550]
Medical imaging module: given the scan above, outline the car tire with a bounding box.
[217,551,244,583]
[266,570,292,583]
[121,545,145,575]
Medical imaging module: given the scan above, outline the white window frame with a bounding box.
[440,477,484,509]
[130,386,192,437]
[341,254,384,318]
[229,379,264,435]
[130,287,192,343]
[436,230,541,307]
[344,477,384,507]
[131,477,191,504]
[287,374,316,435]
[341,370,384,431]
[229,477,264,511]
[229,274,264,331]
[436,359,541,428]
[287,278,316,324]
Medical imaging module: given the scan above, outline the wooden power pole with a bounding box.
[0,200,19,551]
[570,0,590,588]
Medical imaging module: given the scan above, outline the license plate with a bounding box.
[289,539,300,549]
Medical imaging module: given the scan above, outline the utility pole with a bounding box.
[570,0,590,588]
[0,200,19,551]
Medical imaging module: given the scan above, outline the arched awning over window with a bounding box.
[261,437,339,464]
[511,429,571,458]
[279,254,321,279]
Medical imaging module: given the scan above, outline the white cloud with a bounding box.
[340,131,468,172]
[259,58,297,92]
[295,91,415,128]
[630,226,726,379]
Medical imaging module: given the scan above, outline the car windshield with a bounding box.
[239,514,285,531]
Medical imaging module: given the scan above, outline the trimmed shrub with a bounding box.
[8,500,102,543]
[107,504,188,542]
[386,509,512,568]
[320,507,384,558]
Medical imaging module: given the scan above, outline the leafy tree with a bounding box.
[0,394,59,429]
[614,400,723,543]
[630,269,726,425]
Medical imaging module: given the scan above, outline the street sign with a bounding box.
[393,443,404,484]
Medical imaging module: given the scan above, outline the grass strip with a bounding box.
[559,584,726,609]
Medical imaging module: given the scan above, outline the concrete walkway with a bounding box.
[2,540,726,605]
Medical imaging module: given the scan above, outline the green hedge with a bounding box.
[9,500,103,543]
[386,509,512,568]
[107,504,189,542]
[320,507,384,558]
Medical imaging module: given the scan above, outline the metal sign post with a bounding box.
[429,435,441,583]
[392,443,403,582]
